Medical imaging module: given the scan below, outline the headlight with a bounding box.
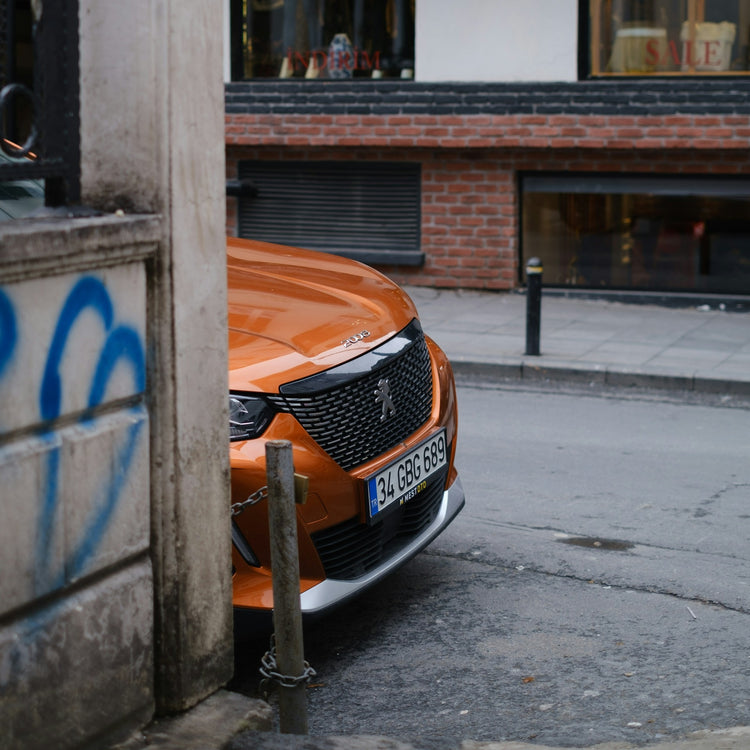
[229,393,275,441]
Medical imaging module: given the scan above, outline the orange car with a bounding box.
[228,237,464,617]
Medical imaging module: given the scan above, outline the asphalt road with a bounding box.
[232,380,750,748]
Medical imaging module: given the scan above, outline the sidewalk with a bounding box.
[118,692,750,750]
[406,288,750,396]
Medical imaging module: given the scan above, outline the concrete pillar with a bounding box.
[79,0,233,712]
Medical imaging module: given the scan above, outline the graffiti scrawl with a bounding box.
[0,276,146,595]
[35,275,146,592]
[0,272,148,699]
[0,288,17,380]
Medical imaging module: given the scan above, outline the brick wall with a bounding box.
[225,81,750,290]
[226,112,750,151]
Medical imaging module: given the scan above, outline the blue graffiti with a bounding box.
[34,275,146,592]
[0,275,147,692]
[41,276,114,421]
[87,326,145,408]
[0,288,17,380]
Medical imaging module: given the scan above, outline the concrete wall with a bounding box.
[416,0,579,82]
[0,1,232,747]
[0,220,159,749]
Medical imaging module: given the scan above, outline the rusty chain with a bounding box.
[230,486,268,517]
[259,635,317,691]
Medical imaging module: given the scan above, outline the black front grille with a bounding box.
[268,321,433,471]
[311,517,384,580]
[311,468,447,580]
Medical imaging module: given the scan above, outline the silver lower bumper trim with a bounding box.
[299,474,465,614]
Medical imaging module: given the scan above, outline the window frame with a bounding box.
[520,171,750,293]
[228,0,415,82]
[581,0,750,79]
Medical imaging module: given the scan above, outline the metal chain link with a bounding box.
[259,635,316,691]
[231,485,268,517]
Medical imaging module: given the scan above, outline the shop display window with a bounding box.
[522,175,750,293]
[587,0,750,75]
[230,0,415,80]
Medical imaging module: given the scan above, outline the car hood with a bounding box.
[227,237,418,392]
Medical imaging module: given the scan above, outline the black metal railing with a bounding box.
[0,0,80,206]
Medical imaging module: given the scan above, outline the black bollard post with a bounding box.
[525,257,543,356]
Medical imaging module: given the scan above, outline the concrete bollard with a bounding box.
[525,257,543,356]
[265,440,308,734]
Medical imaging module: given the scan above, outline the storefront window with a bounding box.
[522,175,750,293]
[587,0,750,75]
[230,0,415,80]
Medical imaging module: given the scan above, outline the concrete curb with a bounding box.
[227,725,750,750]
[450,359,750,398]
[463,725,750,750]
[109,690,273,750]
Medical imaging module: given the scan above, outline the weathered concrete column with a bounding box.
[80,0,233,713]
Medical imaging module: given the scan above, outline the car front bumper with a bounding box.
[298,474,465,614]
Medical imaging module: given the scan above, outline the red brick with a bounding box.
[385,116,413,126]
[548,115,578,126]
[580,116,608,128]
[705,128,733,138]
[693,116,722,126]
[458,171,487,183]
[466,137,498,148]
[615,128,644,138]
[692,139,729,149]
[548,139,578,148]
[414,116,440,126]
[487,115,517,126]
[476,227,502,238]
[440,116,469,126]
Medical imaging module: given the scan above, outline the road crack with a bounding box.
[423,546,750,616]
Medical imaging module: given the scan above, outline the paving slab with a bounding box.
[406,288,750,395]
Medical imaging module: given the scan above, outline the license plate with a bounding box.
[366,430,447,520]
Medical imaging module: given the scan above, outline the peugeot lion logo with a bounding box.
[374,378,396,422]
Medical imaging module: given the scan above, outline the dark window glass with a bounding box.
[230,0,415,80]
[522,175,750,293]
[587,0,750,76]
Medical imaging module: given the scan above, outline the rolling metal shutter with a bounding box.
[237,161,423,266]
